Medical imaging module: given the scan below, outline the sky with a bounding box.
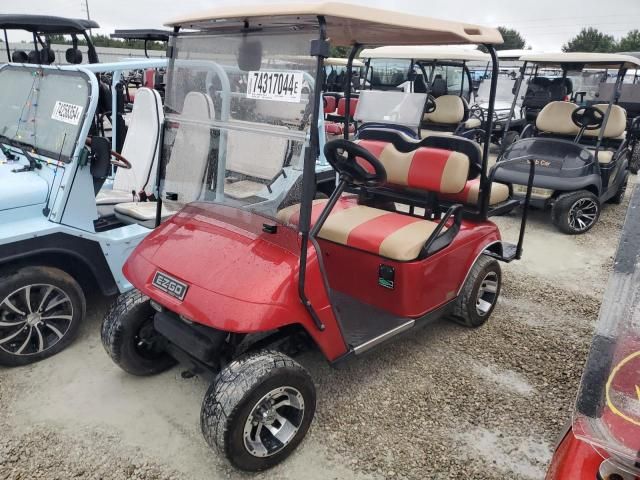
[3,0,640,52]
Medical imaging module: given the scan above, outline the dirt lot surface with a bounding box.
[1,180,634,480]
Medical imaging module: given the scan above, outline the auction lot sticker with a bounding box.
[606,350,640,427]
[51,101,84,125]
[247,71,303,103]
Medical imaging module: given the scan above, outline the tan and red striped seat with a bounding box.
[277,141,470,261]
[440,178,509,206]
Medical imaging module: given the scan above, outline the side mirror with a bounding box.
[237,39,262,72]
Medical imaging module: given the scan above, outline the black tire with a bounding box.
[201,350,316,472]
[0,266,85,367]
[630,143,640,174]
[452,255,501,328]
[608,172,629,205]
[101,288,176,376]
[552,190,601,235]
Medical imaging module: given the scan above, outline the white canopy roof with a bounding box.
[326,57,364,67]
[519,52,640,69]
[359,45,489,62]
[497,49,537,61]
[166,2,503,47]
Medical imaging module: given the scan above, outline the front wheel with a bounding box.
[0,266,85,367]
[630,143,640,174]
[451,255,502,328]
[552,190,600,235]
[201,350,316,471]
[101,289,176,376]
[608,172,629,205]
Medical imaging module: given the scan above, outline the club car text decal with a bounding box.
[51,101,84,126]
[247,71,303,103]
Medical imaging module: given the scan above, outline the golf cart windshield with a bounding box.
[572,193,640,474]
[161,30,316,222]
[0,65,91,161]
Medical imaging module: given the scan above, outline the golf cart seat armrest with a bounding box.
[420,204,463,258]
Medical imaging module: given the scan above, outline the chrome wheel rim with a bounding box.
[568,198,598,232]
[476,272,499,316]
[0,284,73,356]
[243,386,305,458]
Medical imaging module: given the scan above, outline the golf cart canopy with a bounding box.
[110,29,171,42]
[497,49,537,62]
[166,2,503,46]
[360,46,489,62]
[519,52,640,70]
[326,57,364,67]
[0,14,99,33]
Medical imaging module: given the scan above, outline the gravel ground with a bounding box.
[0,179,634,480]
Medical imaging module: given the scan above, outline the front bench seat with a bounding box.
[278,142,470,261]
[96,88,163,207]
[114,91,214,227]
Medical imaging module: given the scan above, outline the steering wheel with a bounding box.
[324,139,387,187]
[424,94,437,114]
[85,137,132,169]
[571,106,605,131]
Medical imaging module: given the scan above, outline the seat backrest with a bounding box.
[583,104,627,139]
[225,123,289,181]
[535,101,579,136]
[549,77,571,100]
[112,88,164,195]
[163,92,214,210]
[11,50,28,63]
[357,139,470,194]
[523,76,553,109]
[423,95,465,125]
[65,48,83,64]
[324,95,337,114]
[431,75,448,97]
[413,73,428,93]
[27,50,39,64]
[337,97,358,118]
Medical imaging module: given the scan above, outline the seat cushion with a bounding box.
[325,122,355,136]
[96,188,136,205]
[278,198,442,262]
[224,180,265,199]
[464,117,482,129]
[423,95,465,125]
[114,201,177,228]
[420,129,454,138]
[440,178,509,206]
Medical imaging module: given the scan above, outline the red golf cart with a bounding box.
[101,3,535,471]
[546,185,640,479]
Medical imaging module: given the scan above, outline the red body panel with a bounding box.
[123,202,501,360]
[545,428,603,480]
[320,220,500,317]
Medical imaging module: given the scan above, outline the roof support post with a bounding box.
[479,43,499,219]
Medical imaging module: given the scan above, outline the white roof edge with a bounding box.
[359,45,490,62]
[519,52,640,68]
[165,2,503,47]
[326,57,364,67]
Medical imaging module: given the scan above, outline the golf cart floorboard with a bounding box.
[331,290,423,355]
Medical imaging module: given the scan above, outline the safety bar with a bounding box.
[488,155,537,260]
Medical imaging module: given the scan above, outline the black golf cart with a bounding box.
[495,53,638,234]
[1,14,99,65]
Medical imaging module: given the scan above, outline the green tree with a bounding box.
[619,29,640,52]
[478,27,526,52]
[562,28,617,52]
[329,45,350,58]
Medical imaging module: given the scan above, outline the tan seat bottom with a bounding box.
[96,189,136,205]
[440,179,509,206]
[114,201,177,228]
[588,149,614,164]
[421,129,454,138]
[278,198,443,262]
[224,180,265,199]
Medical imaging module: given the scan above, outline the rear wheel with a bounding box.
[101,288,176,376]
[552,190,600,235]
[452,255,502,328]
[0,266,85,367]
[608,172,629,205]
[201,350,316,471]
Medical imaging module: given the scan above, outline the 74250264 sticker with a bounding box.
[51,101,84,125]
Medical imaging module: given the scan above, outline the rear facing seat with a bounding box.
[325,97,358,137]
[277,141,470,261]
[356,128,509,206]
[114,91,214,228]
